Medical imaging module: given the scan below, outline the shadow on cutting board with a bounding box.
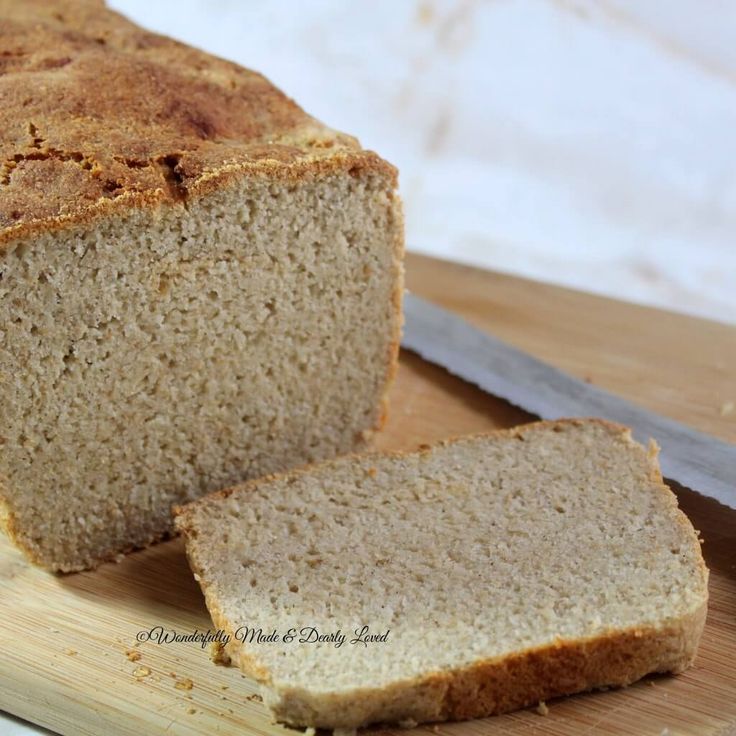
[57,535,209,619]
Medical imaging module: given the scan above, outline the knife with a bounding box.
[401,293,736,509]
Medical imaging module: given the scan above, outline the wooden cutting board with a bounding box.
[1,253,734,736]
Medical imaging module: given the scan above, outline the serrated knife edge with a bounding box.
[401,293,736,509]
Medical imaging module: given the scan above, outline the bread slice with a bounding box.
[175,419,708,729]
[0,1,403,571]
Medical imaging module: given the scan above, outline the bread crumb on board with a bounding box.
[175,678,194,691]
[246,693,263,703]
[536,701,549,716]
[64,648,77,656]
[125,649,142,662]
[209,641,231,666]
[132,666,151,679]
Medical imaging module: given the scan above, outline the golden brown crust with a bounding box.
[0,0,397,248]
[435,601,707,721]
[262,601,707,728]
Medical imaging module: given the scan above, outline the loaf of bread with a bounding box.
[175,419,708,729]
[0,1,403,571]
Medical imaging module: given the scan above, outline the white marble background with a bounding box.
[2,1,735,734]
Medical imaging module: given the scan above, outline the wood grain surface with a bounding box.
[0,252,734,736]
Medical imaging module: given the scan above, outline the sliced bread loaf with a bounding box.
[175,419,708,728]
[0,1,402,571]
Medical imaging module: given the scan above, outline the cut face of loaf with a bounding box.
[0,172,401,572]
[0,3,403,571]
[175,419,709,729]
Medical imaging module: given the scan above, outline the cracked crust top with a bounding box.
[0,0,396,247]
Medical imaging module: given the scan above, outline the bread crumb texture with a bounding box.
[0,1,403,571]
[176,420,708,729]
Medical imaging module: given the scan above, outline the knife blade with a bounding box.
[402,293,736,509]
